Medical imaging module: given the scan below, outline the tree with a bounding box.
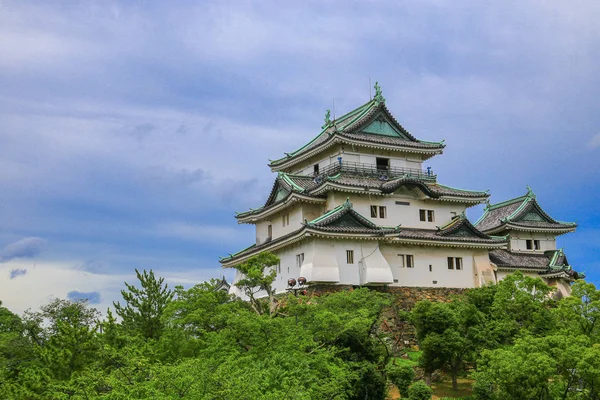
[234,252,280,316]
[411,299,484,390]
[553,280,600,339]
[113,269,174,340]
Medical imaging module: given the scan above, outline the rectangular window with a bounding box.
[277,262,281,274]
[429,265,432,272]
[534,240,541,250]
[296,253,304,268]
[448,257,463,270]
[346,250,354,264]
[281,213,290,227]
[456,258,463,270]
[267,224,272,240]
[376,157,389,171]
[526,239,533,250]
[313,164,319,176]
[427,210,435,222]
[395,201,410,206]
[420,209,435,222]
[397,254,405,268]
[406,255,414,268]
[371,205,387,218]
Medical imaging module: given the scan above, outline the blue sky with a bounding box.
[1,1,599,314]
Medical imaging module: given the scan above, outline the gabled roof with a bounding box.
[489,248,585,280]
[437,212,493,240]
[394,212,506,246]
[306,198,401,235]
[269,84,445,170]
[235,172,326,222]
[236,170,489,223]
[475,187,577,235]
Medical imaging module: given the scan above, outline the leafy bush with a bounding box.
[408,380,433,400]
[387,362,415,396]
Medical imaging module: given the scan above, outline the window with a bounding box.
[371,205,386,218]
[313,164,319,175]
[282,213,290,227]
[267,224,272,240]
[429,265,432,272]
[346,250,354,264]
[296,253,304,268]
[427,210,435,222]
[448,257,463,270]
[398,254,415,268]
[395,201,410,206]
[277,262,281,274]
[526,240,533,250]
[376,157,389,171]
[534,240,541,250]
[420,209,435,222]
[456,258,463,270]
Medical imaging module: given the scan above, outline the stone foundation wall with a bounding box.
[307,285,469,349]
[308,285,467,309]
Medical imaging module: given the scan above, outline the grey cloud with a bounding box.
[0,237,46,263]
[9,269,27,279]
[67,291,101,304]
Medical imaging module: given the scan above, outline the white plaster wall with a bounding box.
[380,244,478,288]
[329,193,466,229]
[286,145,428,175]
[270,240,315,294]
[255,204,324,244]
[508,232,557,252]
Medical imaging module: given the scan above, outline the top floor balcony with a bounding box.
[314,160,436,182]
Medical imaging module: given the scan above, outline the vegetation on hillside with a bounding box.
[0,252,598,399]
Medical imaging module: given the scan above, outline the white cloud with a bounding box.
[589,133,600,149]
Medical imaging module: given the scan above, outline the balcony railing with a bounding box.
[314,160,436,181]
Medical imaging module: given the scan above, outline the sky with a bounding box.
[1,0,599,315]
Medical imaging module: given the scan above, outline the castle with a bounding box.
[220,83,583,298]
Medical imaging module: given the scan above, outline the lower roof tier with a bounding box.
[223,200,505,266]
[236,168,489,223]
[489,248,584,280]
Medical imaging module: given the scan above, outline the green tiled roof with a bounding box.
[269,85,444,168]
[475,187,577,233]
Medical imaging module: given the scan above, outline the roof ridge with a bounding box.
[433,183,489,194]
[487,194,528,210]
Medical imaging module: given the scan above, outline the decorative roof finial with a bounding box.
[526,185,536,199]
[322,109,332,129]
[374,81,386,103]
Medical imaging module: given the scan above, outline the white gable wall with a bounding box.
[325,193,467,229]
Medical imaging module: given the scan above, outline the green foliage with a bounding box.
[411,299,484,390]
[234,252,280,316]
[387,361,415,396]
[3,270,600,399]
[113,268,175,340]
[408,380,433,400]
